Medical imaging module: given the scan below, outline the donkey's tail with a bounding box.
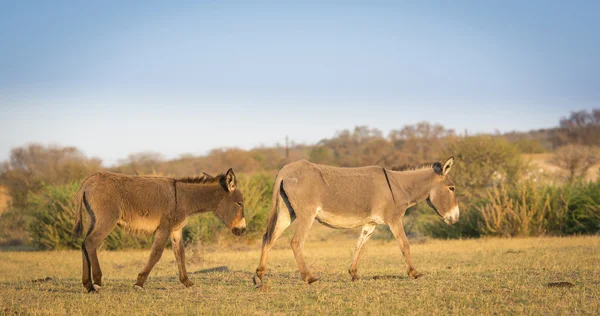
[72,185,86,240]
[264,174,283,243]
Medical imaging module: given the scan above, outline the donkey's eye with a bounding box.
[449,187,455,192]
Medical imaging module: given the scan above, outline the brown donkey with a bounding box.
[72,169,246,292]
[253,157,459,286]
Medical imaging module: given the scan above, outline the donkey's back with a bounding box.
[76,172,177,235]
[276,160,394,223]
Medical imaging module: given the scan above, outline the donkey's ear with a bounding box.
[442,156,454,176]
[433,162,443,175]
[224,168,236,192]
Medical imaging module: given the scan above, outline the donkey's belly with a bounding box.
[117,216,161,235]
[315,209,384,229]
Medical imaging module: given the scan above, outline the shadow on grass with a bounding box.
[370,275,405,280]
[190,266,230,274]
[0,265,257,294]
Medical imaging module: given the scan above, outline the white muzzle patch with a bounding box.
[444,206,460,225]
[234,218,246,229]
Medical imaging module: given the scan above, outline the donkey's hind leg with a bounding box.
[134,227,170,289]
[290,213,318,284]
[254,197,295,286]
[348,223,376,281]
[84,214,118,289]
[81,197,118,292]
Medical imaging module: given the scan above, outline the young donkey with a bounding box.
[72,169,246,292]
[253,157,459,286]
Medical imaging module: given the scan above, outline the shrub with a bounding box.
[443,136,527,197]
[423,180,600,238]
[28,182,81,249]
[479,182,549,237]
[514,139,548,154]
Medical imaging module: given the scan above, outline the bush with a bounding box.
[423,180,600,238]
[444,136,527,197]
[28,182,81,249]
[514,139,548,154]
[478,182,549,237]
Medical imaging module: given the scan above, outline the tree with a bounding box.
[204,148,261,174]
[443,136,527,198]
[114,151,164,175]
[309,146,334,164]
[0,144,103,210]
[549,144,599,182]
[389,122,456,163]
[555,109,600,147]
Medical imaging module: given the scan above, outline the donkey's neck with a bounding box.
[176,183,226,216]
[388,169,436,206]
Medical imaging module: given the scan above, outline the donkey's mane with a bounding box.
[175,173,224,184]
[391,162,436,172]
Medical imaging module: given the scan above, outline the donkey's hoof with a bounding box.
[87,285,98,293]
[252,275,262,286]
[307,276,319,284]
[133,285,145,291]
[183,280,194,288]
[409,271,424,279]
[351,275,360,282]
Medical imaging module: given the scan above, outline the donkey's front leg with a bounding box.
[134,228,170,289]
[388,218,423,279]
[171,229,193,287]
[348,223,376,281]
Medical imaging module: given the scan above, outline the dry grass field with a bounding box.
[1,228,599,315]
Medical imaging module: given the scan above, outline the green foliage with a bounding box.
[513,139,548,153]
[28,182,81,250]
[444,136,527,197]
[309,146,334,165]
[102,228,152,250]
[424,180,600,238]
[182,213,225,244]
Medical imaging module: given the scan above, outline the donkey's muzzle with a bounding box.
[443,206,460,225]
[232,227,246,236]
[232,218,247,236]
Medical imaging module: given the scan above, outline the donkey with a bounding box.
[253,157,459,286]
[72,169,246,292]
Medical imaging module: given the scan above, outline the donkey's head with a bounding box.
[426,157,459,225]
[215,169,246,236]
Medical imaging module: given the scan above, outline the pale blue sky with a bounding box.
[1,1,598,165]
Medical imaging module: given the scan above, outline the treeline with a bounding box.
[0,109,598,249]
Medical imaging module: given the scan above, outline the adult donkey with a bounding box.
[253,157,459,286]
[72,169,246,292]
